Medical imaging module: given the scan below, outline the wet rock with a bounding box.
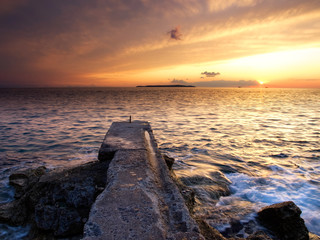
[0,198,27,226]
[9,166,46,198]
[221,219,244,238]
[0,161,110,239]
[163,154,175,170]
[195,218,226,240]
[173,176,196,213]
[205,185,231,200]
[180,172,231,203]
[247,231,273,240]
[258,201,309,240]
[165,156,197,213]
[203,200,259,239]
[244,220,256,235]
[230,219,243,233]
[54,208,82,236]
[309,232,320,240]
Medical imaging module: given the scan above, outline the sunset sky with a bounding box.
[0,0,319,88]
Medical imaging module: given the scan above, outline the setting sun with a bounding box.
[1,1,320,238]
[0,0,319,88]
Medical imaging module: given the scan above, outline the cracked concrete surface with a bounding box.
[83,121,204,240]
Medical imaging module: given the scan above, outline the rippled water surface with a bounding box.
[0,87,319,238]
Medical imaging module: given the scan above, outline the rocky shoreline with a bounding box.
[0,121,319,240]
[1,155,317,240]
[0,161,110,239]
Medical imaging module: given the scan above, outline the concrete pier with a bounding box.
[83,121,204,240]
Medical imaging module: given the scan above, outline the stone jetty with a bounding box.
[83,121,204,239]
[1,121,316,240]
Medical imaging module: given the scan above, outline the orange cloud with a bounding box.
[0,0,319,87]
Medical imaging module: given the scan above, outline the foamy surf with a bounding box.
[219,165,320,235]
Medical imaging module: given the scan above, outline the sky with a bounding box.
[0,0,319,88]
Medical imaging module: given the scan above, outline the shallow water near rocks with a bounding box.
[0,87,319,238]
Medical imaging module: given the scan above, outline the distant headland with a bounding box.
[136,84,195,87]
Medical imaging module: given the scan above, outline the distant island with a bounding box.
[136,85,195,87]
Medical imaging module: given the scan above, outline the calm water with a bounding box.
[0,87,319,238]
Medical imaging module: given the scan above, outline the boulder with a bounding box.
[258,201,309,240]
[0,160,110,239]
[9,166,46,198]
[0,198,27,225]
[163,154,175,170]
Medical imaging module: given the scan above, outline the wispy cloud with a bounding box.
[207,0,259,12]
[0,0,319,87]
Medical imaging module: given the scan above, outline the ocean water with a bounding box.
[0,87,319,238]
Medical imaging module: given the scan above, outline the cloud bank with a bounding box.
[171,79,259,87]
[171,79,188,84]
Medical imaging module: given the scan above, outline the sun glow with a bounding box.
[193,47,320,86]
[228,48,320,78]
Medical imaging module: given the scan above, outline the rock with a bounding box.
[309,232,320,240]
[9,166,46,198]
[175,177,196,213]
[0,160,110,239]
[195,218,226,240]
[0,198,27,225]
[169,168,196,213]
[247,231,273,240]
[34,204,59,231]
[163,154,175,170]
[180,172,231,202]
[54,208,82,236]
[258,201,309,240]
[230,219,243,233]
[32,178,96,237]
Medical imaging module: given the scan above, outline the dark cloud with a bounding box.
[171,79,259,87]
[168,26,182,40]
[201,71,220,77]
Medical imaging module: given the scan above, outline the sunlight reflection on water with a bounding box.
[0,87,319,237]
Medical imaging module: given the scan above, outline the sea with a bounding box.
[0,87,319,239]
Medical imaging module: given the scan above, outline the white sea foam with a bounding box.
[223,166,320,235]
[0,224,30,240]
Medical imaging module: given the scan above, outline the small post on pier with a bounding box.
[85,121,203,239]
[129,115,132,123]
